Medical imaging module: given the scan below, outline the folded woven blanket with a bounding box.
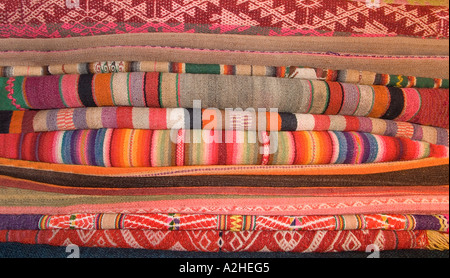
[1,108,447,146]
[2,62,448,89]
[0,129,447,167]
[1,73,448,128]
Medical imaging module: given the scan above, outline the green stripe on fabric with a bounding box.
[58,76,68,108]
[441,79,449,89]
[307,80,314,114]
[110,73,117,106]
[285,66,290,78]
[322,81,330,114]
[398,76,409,88]
[185,63,221,74]
[387,75,400,87]
[126,73,132,106]
[13,76,30,110]
[158,73,163,108]
[415,77,436,89]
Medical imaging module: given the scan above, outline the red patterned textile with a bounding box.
[0,0,448,38]
[0,229,434,252]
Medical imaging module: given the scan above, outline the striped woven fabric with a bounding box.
[1,229,447,252]
[0,213,447,232]
[2,62,448,89]
[1,73,448,129]
[0,129,447,167]
[0,108,447,146]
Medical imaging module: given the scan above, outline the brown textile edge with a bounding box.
[0,33,448,56]
[0,164,447,189]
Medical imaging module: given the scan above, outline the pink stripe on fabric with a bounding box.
[176,129,185,166]
[261,131,270,165]
[60,75,82,108]
[397,88,422,122]
[147,108,167,130]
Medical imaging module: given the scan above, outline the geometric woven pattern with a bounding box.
[1,0,448,38]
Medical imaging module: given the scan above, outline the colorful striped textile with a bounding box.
[0,108,447,147]
[0,213,447,232]
[0,229,447,252]
[2,62,448,89]
[0,0,448,259]
[1,0,447,39]
[1,73,448,128]
[0,129,447,167]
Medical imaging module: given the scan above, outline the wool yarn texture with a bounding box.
[2,62,448,90]
[0,73,448,129]
[0,129,447,167]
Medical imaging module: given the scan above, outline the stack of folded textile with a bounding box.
[0,0,448,258]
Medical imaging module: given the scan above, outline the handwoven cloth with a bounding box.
[1,73,448,128]
[0,183,447,216]
[1,0,447,38]
[0,213,447,232]
[2,62,448,89]
[1,108,447,146]
[0,129,447,167]
[0,229,447,252]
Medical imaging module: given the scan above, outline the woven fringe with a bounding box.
[427,231,450,251]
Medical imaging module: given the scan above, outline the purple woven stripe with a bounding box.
[357,117,373,134]
[411,124,423,142]
[129,72,146,107]
[72,108,88,130]
[0,215,42,230]
[46,110,59,131]
[25,76,65,109]
[384,120,398,137]
[436,128,449,147]
[101,107,118,129]
[413,215,444,231]
[339,83,360,116]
